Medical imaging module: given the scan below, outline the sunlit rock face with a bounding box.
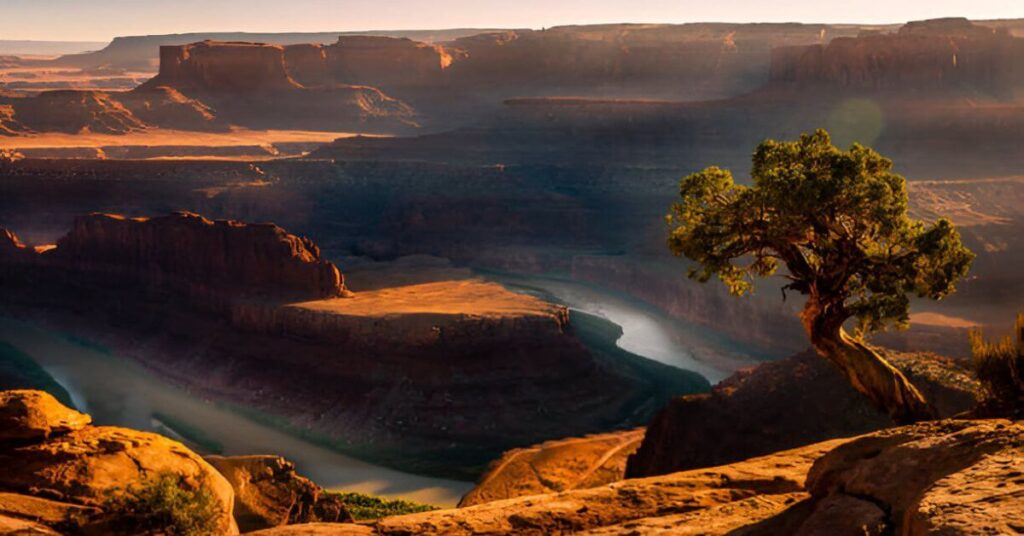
[770,18,1024,96]
[51,211,345,301]
[150,41,300,92]
[324,36,452,88]
[0,390,238,534]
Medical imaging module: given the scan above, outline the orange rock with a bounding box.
[459,429,644,507]
[206,455,351,532]
[0,390,90,442]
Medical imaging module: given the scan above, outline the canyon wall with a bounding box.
[769,18,1024,96]
[50,212,345,301]
[152,41,300,92]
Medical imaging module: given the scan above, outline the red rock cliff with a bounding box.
[51,212,344,300]
[323,36,452,88]
[148,41,301,92]
[769,18,1024,95]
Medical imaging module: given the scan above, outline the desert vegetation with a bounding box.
[330,491,438,520]
[94,473,225,536]
[667,129,974,423]
[970,313,1024,416]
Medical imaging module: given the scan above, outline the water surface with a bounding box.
[0,317,473,507]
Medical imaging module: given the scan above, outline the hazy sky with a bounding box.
[2,0,1023,41]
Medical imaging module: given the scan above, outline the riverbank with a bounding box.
[0,316,474,507]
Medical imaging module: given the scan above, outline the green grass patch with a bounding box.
[329,492,439,521]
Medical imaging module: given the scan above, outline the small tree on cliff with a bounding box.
[667,129,974,424]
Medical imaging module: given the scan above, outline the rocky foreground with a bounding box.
[0,390,354,534]
[1,355,1021,535]
[246,419,1024,535]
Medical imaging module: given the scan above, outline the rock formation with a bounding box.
[205,456,351,532]
[50,211,345,301]
[458,429,644,507]
[0,390,91,441]
[247,419,1024,535]
[769,18,1024,97]
[802,419,1024,534]
[0,88,220,135]
[7,90,146,134]
[0,390,237,534]
[323,37,452,89]
[626,350,981,478]
[0,212,703,477]
[152,41,300,92]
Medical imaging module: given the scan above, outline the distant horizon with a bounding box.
[4,17,1024,46]
[3,0,1023,41]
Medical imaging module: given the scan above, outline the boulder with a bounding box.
[0,493,99,529]
[804,419,1024,535]
[0,390,237,534]
[206,455,351,532]
[0,516,61,536]
[0,390,90,442]
[626,349,981,478]
[458,429,644,507]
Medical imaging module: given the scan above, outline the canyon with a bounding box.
[3,13,1024,535]
[0,211,706,480]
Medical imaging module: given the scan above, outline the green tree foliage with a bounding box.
[667,129,974,423]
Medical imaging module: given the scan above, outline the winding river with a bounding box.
[0,317,473,507]
[0,274,759,507]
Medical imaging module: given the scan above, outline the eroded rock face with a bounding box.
[0,390,237,534]
[804,419,1024,535]
[135,41,417,133]
[626,350,981,478]
[152,41,300,92]
[249,420,1024,535]
[249,438,846,535]
[324,36,452,89]
[458,429,644,507]
[0,390,90,442]
[769,18,1024,96]
[205,455,351,532]
[51,211,345,301]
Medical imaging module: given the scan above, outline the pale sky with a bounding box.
[2,0,1022,41]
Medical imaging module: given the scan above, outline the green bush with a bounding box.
[970,313,1024,415]
[98,473,224,535]
[330,491,438,520]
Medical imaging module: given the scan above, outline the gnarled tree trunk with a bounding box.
[801,296,936,425]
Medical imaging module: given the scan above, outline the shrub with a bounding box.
[97,473,224,535]
[330,491,438,520]
[970,313,1024,415]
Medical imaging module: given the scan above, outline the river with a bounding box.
[0,273,759,508]
[0,317,473,507]
[486,273,760,383]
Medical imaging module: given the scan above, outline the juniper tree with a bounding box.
[667,129,974,423]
